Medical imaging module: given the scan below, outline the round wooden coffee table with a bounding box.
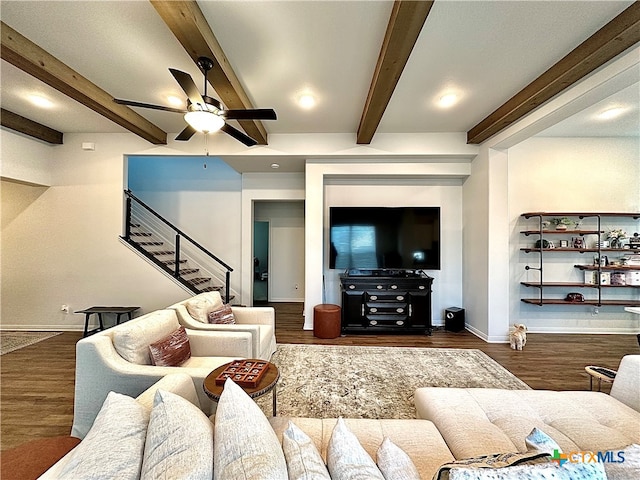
[204,359,279,416]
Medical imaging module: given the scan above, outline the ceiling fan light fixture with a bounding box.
[184,111,225,133]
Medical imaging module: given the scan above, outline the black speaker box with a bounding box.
[444,307,465,332]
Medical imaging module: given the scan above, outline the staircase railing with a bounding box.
[121,189,233,302]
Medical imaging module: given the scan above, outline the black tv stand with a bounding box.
[340,269,433,335]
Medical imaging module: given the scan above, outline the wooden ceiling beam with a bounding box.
[467,2,640,145]
[150,0,269,145]
[1,108,63,144]
[357,1,434,144]
[1,21,167,145]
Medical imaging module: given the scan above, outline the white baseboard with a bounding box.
[0,324,84,331]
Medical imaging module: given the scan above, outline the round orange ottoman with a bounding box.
[313,304,342,338]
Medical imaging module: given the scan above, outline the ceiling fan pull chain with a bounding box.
[203,132,210,167]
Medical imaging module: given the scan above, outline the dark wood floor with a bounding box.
[2,302,637,450]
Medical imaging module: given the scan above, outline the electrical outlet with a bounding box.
[592,307,599,316]
[61,304,69,313]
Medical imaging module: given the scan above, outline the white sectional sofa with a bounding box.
[59,355,639,479]
[168,291,277,360]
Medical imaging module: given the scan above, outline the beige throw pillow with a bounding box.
[282,420,331,479]
[214,378,287,480]
[140,389,213,480]
[326,417,385,480]
[376,437,420,480]
[185,296,216,323]
[58,392,149,479]
[112,310,179,364]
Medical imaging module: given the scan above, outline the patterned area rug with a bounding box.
[264,344,529,419]
[0,331,62,355]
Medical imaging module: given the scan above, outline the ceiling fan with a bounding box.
[114,57,276,146]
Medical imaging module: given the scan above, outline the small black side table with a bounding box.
[75,306,140,337]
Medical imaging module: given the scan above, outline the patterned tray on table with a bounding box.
[214,360,270,387]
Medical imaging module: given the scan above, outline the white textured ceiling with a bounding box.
[1,0,637,147]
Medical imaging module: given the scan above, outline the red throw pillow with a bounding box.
[148,326,191,366]
[207,304,236,324]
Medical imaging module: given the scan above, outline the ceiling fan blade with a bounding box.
[169,68,206,107]
[222,109,277,121]
[114,98,186,114]
[221,123,258,147]
[175,125,197,141]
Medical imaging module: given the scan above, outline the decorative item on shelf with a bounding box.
[629,233,640,248]
[627,255,640,266]
[572,237,584,249]
[626,271,640,285]
[594,255,609,266]
[534,239,554,249]
[550,217,575,230]
[611,272,626,286]
[596,240,610,248]
[565,292,584,302]
[559,240,569,248]
[607,229,626,249]
[541,220,551,229]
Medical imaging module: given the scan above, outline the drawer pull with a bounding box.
[370,307,378,313]
[396,307,404,313]
[396,295,404,301]
[370,295,378,301]
[396,320,404,326]
[370,320,378,326]
[409,305,413,316]
[391,285,398,289]
[349,285,356,289]
[361,305,365,316]
[419,285,425,290]
[376,285,383,289]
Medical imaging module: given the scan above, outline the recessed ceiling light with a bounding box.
[271,163,280,169]
[598,107,625,120]
[167,95,183,106]
[298,94,316,109]
[438,93,458,108]
[28,94,54,109]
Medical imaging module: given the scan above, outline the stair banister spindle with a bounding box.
[125,195,132,240]
[225,271,231,304]
[174,234,181,277]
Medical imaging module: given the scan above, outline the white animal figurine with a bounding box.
[509,323,527,350]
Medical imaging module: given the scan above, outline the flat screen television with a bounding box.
[329,206,440,270]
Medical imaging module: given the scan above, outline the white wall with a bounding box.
[304,159,473,329]
[1,132,190,330]
[241,173,306,305]
[127,155,243,296]
[254,201,305,302]
[508,137,640,333]
[323,179,464,326]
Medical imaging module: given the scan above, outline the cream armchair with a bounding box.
[71,308,250,439]
[168,292,277,361]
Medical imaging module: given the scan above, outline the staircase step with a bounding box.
[136,241,164,246]
[130,232,152,237]
[179,268,199,275]
[163,259,187,266]
[151,250,175,256]
[188,277,211,286]
[199,285,223,292]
